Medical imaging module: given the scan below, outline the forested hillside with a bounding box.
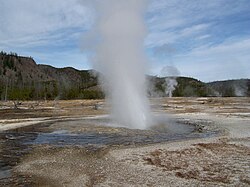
[0,52,102,100]
[207,79,250,97]
[0,52,249,100]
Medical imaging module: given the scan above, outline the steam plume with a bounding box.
[160,66,180,97]
[85,0,152,129]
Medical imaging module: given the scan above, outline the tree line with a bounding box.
[0,51,104,101]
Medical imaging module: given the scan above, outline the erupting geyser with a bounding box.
[86,0,152,129]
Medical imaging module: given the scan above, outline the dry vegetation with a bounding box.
[0,97,250,186]
[0,100,107,120]
[144,142,250,184]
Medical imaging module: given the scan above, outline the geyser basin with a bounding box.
[30,116,198,146]
[1,115,219,148]
[0,116,220,184]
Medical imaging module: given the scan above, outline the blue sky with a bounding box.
[0,0,250,82]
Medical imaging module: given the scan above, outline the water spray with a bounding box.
[85,0,152,129]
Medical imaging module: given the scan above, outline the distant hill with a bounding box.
[207,79,250,97]
[0,52,101,100]
[148,76,209,97]
[149,76,250,97]
[0,51,249,100]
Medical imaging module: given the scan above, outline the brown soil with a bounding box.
[144,142,250,184]
[0,100,107,120]
[0,97,250,186]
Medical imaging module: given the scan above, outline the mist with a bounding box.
[160,66,180,97]
[84,0,152,129]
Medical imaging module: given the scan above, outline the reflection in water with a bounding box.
[0,117,219,185]
[0,129,38,185]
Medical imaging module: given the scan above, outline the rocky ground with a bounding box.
[0,97,250,186]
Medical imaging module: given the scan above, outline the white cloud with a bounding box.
[0,0,94,70]
[189,38,250,57]
[146,0,250,47]
[149,37,250,81]
[148,16,185,32]
[0,0,249,82]
[145,31,178,48]
[146,0,250,81]
[175,37,250,81]
[196,35,211,40]
[180,24,210,37]
[0,0,92,48]
[146,23,211,48]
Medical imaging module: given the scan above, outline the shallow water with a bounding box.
[0,116,219,185]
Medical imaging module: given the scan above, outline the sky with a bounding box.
[0,0,250,82]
